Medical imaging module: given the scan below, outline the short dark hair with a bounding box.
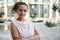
[13,2,28,12]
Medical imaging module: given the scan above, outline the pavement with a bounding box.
[34,22,60,40]
[0,22,60,40]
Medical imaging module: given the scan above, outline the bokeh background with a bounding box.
[0,0,60,40]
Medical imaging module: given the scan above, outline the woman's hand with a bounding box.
[32,27,40,40]
[32,35,40,40]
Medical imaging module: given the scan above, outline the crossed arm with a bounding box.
[33,27,40,40]
[10,23,40,40]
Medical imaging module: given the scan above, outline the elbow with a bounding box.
[38,34,40,40]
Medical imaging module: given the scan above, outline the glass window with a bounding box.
[0,0,4,6]
[44,0,49,2]
[7,0,16,6]
[52,0,55,2]
[7,6,16,20]
[34,0,38,2]
[30,4,39,18]
[7,6,16,17]
[40,4,49,18]
[7,0,16,18]
[42,0,50,3]
[20,0,22,1]
[0,7,4,18]
[30,4,37,9]
[0,0,4,18]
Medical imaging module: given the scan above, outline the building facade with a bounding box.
[0,0,60,22]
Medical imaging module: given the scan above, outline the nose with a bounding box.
[22,11,24,14]
[21,11,25,15]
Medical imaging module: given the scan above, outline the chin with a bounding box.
[19,15,25,18]
[21,16,25,18]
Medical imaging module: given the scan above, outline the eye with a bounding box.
[24,10,27,12]
[19,9,22,11]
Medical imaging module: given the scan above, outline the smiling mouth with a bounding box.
[21,15,24,16]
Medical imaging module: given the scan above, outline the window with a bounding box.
[30,4,37,10]
[0,7,4,18]
[7,0,16,19]
[43,0,50,3]
[0,0,4,18]
[7,0,16,6]
[52,0,55,2]
[0,0,4,6]
[30,4,39,18]
[20,0,22,1]
[34,0,38,2]
[42,0,50,3]
[40,5,49,18]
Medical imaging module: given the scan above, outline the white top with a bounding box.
[12,19,34,38]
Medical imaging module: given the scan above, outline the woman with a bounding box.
[10,2,40,40]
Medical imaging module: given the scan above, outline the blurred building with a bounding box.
[0,0,60,22]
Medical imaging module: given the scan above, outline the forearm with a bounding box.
[33,35,40,40]
[13,37,30,40]
[12,37,22,40]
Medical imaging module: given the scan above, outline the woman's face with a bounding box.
[16,5,28,18]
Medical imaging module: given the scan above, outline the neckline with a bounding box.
[15,19,26,23]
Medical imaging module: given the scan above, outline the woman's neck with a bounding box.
[17,17,25,21]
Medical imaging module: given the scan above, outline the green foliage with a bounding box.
[33,20,43,22]
[45,21,57,27]
[0,11,4,17]
[58,3,60,13]
[52,4,58,12]
[58,9,60,12]
[0,20,4,23]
